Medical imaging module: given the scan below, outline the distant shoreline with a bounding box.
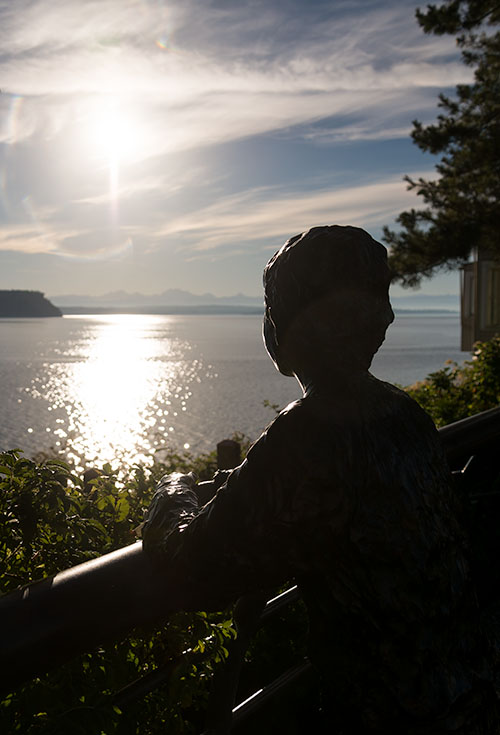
[394,308,459,315]
[60,304,264,315]
[0,290,62,318]
[58,305,459,316]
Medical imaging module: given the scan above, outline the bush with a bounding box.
[0,449,235,734]
[405,337,500,427]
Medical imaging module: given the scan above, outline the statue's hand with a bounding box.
[158,471,197,492]
[196,469,232,505]
[142,472,200,557]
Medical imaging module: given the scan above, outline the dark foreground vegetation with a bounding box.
[1,339,500,733]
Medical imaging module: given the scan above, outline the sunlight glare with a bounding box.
[83,97,142,167]
[46,315,195,472]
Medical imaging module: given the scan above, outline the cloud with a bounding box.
[156,171,434,254]
[0,223,79,254]
[0,0,467,284]
[0,0,181,55]
[0,0,469,154]
[73,174,172,206]
[0,219,138,260]
[0,167,431,260]
[56,231,134,260]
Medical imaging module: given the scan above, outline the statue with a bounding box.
[143,226,498,732]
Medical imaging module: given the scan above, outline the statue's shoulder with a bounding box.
[247,377,440,472]
[243,399,310,466]
[372,376,439,427]
[254,399,305,445]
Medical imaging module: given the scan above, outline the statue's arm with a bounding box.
[141,468,232,557]
[196,470,232,505]
[142,429,300,611]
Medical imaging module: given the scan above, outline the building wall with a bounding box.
[461,257,500,351]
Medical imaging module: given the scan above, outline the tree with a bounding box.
[383,0,500,287]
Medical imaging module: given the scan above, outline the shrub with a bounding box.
[405,337,500,427]
[0,449,235,734]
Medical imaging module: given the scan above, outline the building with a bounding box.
[461,249,500,351]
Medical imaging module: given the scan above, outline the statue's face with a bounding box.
[262,306,293,377]
[262,287,394,378]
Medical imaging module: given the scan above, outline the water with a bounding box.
[0,313,467,470]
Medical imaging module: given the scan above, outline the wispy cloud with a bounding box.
[0,0,467,152]
[0,168,430,260]
[73,174,175,206]
[0,220,137,260]
[0,1,467,295]
[0,224,79,254]
[157,171,434,254]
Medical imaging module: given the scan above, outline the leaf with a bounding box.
[115,497,130,522]
[87,519,107,535]
[96,497,109,511]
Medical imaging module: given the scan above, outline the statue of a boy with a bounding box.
[144,226,497,732]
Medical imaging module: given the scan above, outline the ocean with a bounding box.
[0,312,467,471]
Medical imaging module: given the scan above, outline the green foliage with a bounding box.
[415,0,499,36]
[405,337,500,425]
[262,399,281,416]
[383,0,500,286]
[0,448,235,734]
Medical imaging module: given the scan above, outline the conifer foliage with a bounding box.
[384,1,500,286]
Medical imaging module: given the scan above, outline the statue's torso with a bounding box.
[243,375,493,731]
[155,373,496,731]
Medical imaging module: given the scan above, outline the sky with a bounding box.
[0,0,470,301]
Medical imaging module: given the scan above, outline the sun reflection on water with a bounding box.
[30,315,207,472]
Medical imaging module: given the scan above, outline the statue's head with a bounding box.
[262,225,394,377]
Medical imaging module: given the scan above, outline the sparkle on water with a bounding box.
[27,315,209,472]
[2,312,466,475]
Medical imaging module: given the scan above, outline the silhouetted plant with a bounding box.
[406,337,500,426]
[0,450,235,734]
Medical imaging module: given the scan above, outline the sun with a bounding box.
[82,97,141,166]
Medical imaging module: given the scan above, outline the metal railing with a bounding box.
[1,407,500,730]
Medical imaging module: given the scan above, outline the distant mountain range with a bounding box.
[50,288,459,313]
[390,293,459,312]
[50,288,263,308]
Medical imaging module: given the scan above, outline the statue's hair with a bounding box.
[262,225,393,375]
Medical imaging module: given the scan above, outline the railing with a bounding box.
[2,406,500,731]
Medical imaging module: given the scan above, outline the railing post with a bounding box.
[216,439,241,470]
